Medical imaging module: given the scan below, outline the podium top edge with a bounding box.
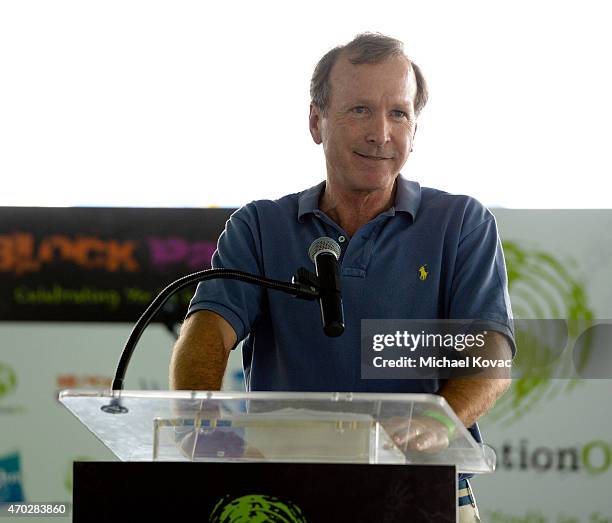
[58,389,447,406]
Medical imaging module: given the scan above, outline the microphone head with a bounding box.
[308,237,341,263]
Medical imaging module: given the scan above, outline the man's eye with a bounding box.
[391,110,408,118]
[352,106,368,114]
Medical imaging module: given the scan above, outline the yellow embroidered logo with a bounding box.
[418,264,429,281]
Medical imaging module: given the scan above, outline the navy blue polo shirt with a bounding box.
[188,175,515,470]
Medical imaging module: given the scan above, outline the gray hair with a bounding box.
[310,32,428,117]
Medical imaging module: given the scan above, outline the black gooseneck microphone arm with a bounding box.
[110,268,320,393]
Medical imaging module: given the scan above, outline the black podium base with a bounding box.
[74,462,455,522]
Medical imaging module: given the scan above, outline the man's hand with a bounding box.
[384,332,513,455]
[383,415,451,453]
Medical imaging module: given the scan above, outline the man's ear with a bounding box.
[309,103,323,145]
[410,122,418,152]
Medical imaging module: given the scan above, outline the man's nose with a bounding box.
[365,114,390,146]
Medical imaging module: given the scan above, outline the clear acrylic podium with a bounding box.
[59,390,495,474]
[61,390,494,522]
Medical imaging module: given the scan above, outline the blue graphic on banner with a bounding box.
[0,452,25,502]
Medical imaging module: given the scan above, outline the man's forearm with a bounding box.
[438,377,510,428]
[438,331,513,427]
[169,313,231,391]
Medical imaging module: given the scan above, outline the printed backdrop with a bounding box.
[1,207,611,522]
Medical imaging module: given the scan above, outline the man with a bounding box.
[170,33,514,521]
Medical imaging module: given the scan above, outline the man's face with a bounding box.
[310,54,418,193]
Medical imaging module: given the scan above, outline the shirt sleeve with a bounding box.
[449,210,516,357]
[187,204,265,346]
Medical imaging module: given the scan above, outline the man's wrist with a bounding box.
[421,410,456,438]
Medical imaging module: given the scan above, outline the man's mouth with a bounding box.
[354,152,392,161]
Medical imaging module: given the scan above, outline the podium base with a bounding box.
[74,462,455,522]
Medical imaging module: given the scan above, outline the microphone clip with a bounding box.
[291,267,321,301]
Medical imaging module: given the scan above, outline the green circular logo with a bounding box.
[489,241,594,424]
[0,363,17,399]
[210,494,307,522]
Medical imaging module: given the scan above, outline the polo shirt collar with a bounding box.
[297,175,421,222]
[297,180,326,221]
[394,175,421,219]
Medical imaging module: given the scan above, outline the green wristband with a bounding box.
[421,410,456,438]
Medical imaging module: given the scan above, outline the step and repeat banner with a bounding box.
[0,207,234,323]
[1,207,611,521]
[477,210,612,522]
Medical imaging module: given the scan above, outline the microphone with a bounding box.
[308,237,345,337]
